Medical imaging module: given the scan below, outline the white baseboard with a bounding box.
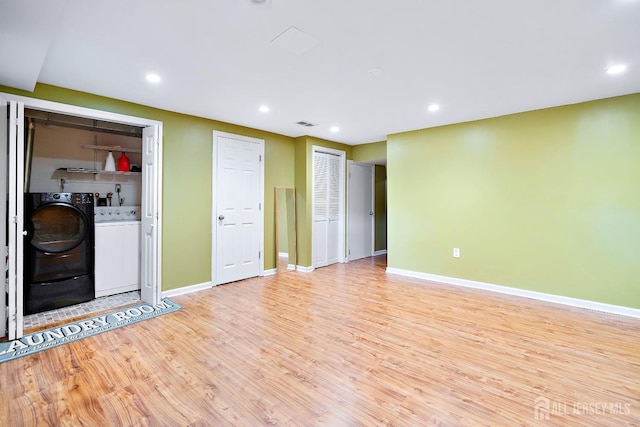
[162,281,213,298]
[374,249,387,256]
[385,267,640,319]
[296,265,314,273]
[264,266,297,275]
[263,268,277,276]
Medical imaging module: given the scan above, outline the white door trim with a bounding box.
[0,93,162,128]
[1,92,163,338]
[312,145,346,267]
[212,131,265,286]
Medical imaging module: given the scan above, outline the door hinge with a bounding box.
[349,249,351,255]
[258,251,261,259]
[259,202,261,210]
[259,154,262,162]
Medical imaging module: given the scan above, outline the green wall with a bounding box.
[1,83,295,291]
[352,140,386,164]
[387,93,640,309]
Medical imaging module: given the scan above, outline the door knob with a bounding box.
[218,215,225,221]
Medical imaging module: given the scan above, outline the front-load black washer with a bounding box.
[23,192,95,314]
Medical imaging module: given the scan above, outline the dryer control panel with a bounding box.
[40,192,72,203]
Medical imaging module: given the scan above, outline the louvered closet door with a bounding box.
[313,153,328,267]
[313,152,342,268]
[326,154,341,265]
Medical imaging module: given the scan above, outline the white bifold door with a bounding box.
[1,99,25,339]
[140,125,161,305]
[313,148,345,268]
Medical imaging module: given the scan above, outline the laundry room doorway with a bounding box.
[1,93,163,340]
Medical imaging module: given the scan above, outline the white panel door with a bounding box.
[348,163,374,261]
[141,125,160,305]
[214,134,263,285]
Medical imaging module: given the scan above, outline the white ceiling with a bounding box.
[1,0,639,145]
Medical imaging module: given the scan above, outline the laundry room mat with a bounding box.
[0,297,182,364]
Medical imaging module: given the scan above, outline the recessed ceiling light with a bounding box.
[606,64,627,75]
[145,73,161,83]
[330,126,340,133]
[428,104,440,112]
[259,105,270,113]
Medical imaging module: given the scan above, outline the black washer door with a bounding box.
[30,203,88,253]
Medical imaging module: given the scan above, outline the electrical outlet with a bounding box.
[115,184,121,192]
[453,248,460,258]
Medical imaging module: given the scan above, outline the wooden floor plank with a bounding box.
[1,255,639,425]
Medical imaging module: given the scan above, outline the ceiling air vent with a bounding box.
[296,121,317,127]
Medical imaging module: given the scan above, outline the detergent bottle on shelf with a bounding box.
[104,151,116,172]
[117,152,130,172]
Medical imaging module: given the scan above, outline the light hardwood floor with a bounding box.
[2,256,639,426]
